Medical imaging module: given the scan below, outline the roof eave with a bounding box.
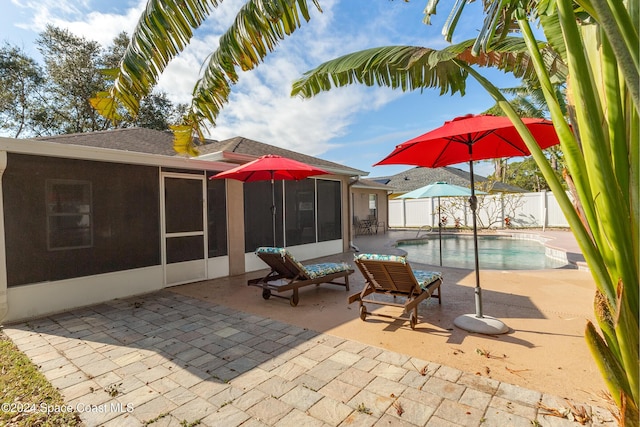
[196,150,368,178]
[0,137,235,171]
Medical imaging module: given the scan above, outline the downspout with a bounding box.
[347,176,360,252]
[0,152,8,322]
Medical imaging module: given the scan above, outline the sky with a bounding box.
[1,0,523,178]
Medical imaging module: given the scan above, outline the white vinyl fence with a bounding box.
[389,191,570,229]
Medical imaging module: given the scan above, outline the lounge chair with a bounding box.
[349,253,442,329]
[248,247,354,306]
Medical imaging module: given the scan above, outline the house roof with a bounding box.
[372,166,526,193]
[195,136,366,176]
[35,128,366,177]
[351,177,392,191]
[35,127,179,156]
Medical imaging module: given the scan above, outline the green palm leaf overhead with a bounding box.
[92,0,321,154]
[291,38,566,98]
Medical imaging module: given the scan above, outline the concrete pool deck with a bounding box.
[2,229,617,426]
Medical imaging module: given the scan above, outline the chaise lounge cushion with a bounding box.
[355,253,408,263]
[256,247,351,279]
[355,253,442,291]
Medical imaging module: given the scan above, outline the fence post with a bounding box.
[500,193,505,229]
[541,190,547,230]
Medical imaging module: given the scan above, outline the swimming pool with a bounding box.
[397,234,568,270]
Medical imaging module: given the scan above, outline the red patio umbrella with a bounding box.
[376,114,561,334]
[212,154,329,247]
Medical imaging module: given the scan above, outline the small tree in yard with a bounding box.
[502,193,526,228]
[438,198,465,229]
[476,193,526,229]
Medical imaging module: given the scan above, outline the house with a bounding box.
[350,177,392,235]
[0,128,367,322]
[373,166,526,196]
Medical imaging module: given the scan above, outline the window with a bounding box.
[369,194,378,218]
[285,180,316,246]
[46,179,92,250]
[244,178,343,249]
[317,180,342,241]
[207,176,228,257]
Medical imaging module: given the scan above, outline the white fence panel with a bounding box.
[513,193,543,227]
[403,199,433,227]
[547,191,569,227]
[388,191,570,229]
[388,199,405,228]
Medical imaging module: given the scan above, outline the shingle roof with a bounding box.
[372,166,526,193]
[195,136,365,175]
[35,127,179,156]
[35,128,366,176]
[352,177,392,191]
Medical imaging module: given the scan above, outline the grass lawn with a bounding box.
[0,330,83,426]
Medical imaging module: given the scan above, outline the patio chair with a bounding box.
[367,215,385,234]
[348,253,442,329]
[248,247,354,306]
[353,216,373,235]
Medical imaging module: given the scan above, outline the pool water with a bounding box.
[397,235,568,270]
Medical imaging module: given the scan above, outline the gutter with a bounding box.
[0,152,8,322]
[347,176,361,252]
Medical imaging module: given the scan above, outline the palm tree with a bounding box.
[94,1,638,422]
[482,81,567,184]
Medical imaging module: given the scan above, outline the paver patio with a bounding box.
[3,288,616,426]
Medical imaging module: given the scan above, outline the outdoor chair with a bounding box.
[367,215,385,234]
[354,216,374,235]
[248,247,354,306]
[349,253,442,329]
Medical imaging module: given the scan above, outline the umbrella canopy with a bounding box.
[376,114,560,168]
[213,154,329,182]
[212,154,329,246]
[398,182,481,267]
[397,182,481,199]
[376,114,562,335]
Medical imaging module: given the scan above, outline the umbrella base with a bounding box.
[454,314,509,335]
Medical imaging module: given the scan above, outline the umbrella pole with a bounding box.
[453,157,508,335]
[438,196,442,266]
[468,160,483,318]
[271,173,276,247]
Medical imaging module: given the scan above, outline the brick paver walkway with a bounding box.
[3,291,616,426]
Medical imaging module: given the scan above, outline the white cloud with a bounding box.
[57,8,144,47]
[12,0,145,47]
[189,0,408,157]
[9,0,416,160]
[11,0,86,20]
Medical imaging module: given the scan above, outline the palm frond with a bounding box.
[291,38,566,99]
[170,123,200,156]
[94,0,322,152]
[290,45,468,98]
[111,0,223,115]
[188,0,320,126]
